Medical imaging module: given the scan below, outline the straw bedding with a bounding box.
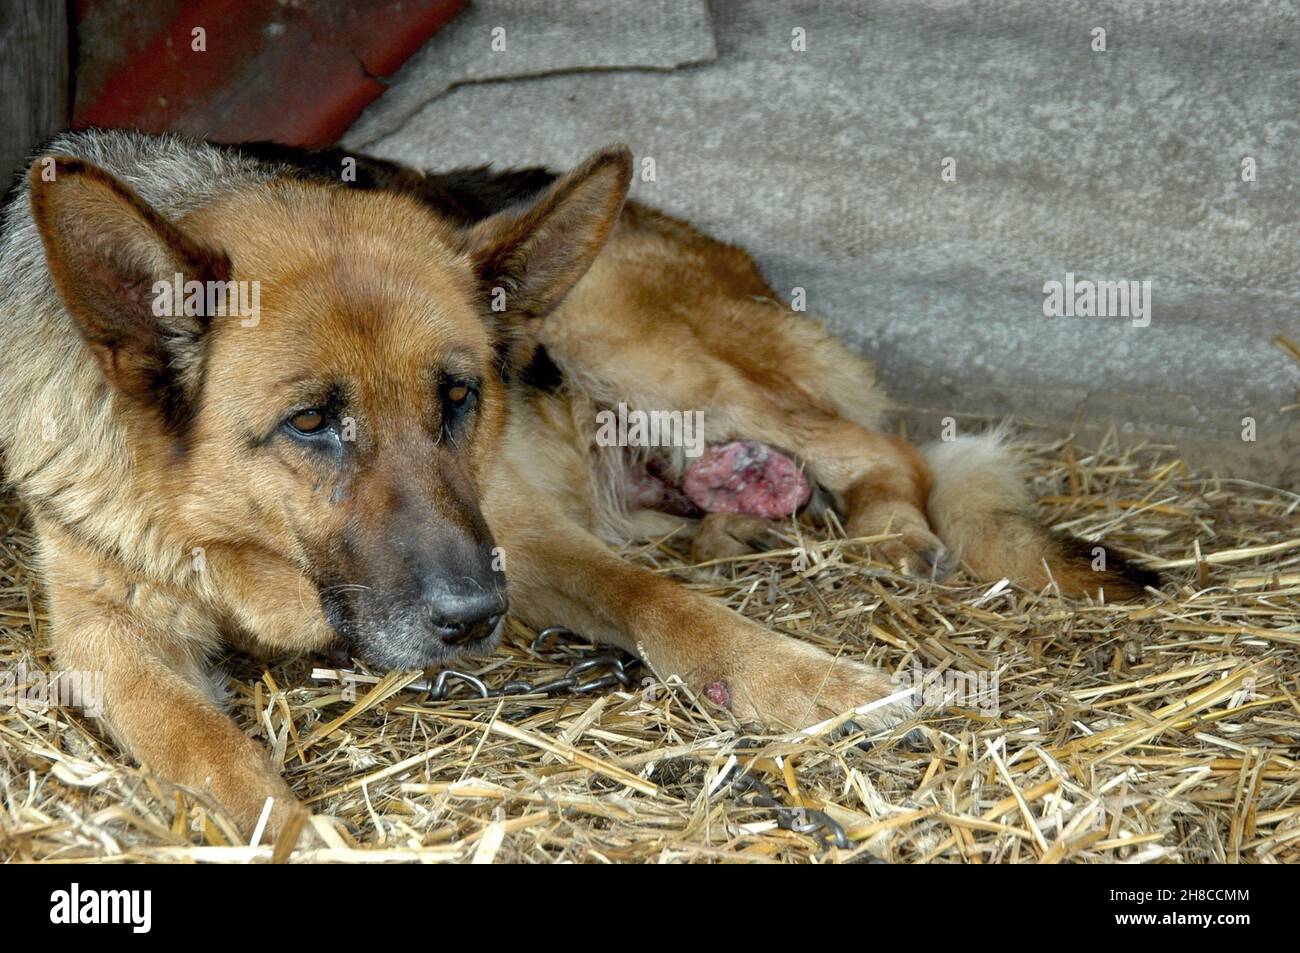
[2,430,1297,863]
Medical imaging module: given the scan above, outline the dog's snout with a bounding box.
[427,588,507,647]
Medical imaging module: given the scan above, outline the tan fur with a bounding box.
[0,137,1151,837]
[923,431,1153,598]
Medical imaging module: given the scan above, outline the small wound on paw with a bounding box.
[702,679,732,709]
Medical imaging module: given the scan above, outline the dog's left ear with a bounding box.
[458,145,632,371]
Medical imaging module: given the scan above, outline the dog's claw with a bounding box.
[834,718,926,752]
[879,531,954,582]
[917,542,957,581]
[900,725,928,749]
[691,512,778,563]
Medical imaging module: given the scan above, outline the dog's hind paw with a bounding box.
[877,528,956,582]
[690,512,778,563]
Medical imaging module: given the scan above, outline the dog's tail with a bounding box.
[922,427,1158,599]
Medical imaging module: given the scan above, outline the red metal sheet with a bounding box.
[73,0,466,146]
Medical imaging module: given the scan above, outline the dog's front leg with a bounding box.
[47,578,301,837]
[489,491,914,733]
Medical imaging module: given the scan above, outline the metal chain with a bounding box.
[322,627,640,703]
[721,756,851,851]
[426,627,637,701]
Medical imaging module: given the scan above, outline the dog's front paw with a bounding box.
[703,630,915,735]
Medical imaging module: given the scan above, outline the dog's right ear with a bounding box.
[28,156,231,430]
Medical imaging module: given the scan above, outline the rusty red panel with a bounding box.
[73,0,466,146]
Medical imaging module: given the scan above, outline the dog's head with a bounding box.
[28,143,631,668]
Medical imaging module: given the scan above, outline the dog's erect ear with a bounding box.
[28,156,231,430]
[458,145,632,370]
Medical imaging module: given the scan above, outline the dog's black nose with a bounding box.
[429,590,507,647]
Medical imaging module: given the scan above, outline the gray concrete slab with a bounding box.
[346,0,717,145]
[347,0,1299,486]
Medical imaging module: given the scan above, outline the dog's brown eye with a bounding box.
[289,409,326,434]
[440,378,479,440]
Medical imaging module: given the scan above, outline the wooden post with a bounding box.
[0,0,69,188]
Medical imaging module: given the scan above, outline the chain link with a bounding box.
[425,627,637,701]
[721,755,851,851]
[322,627,640,703]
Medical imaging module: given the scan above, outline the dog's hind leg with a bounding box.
[549,310,948,575]
[731,406,950,578]
[546,204,1151,595]
[690,513,780,563]
[542,215,948,576]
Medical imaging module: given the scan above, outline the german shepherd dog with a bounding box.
[0,130,1155,836]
